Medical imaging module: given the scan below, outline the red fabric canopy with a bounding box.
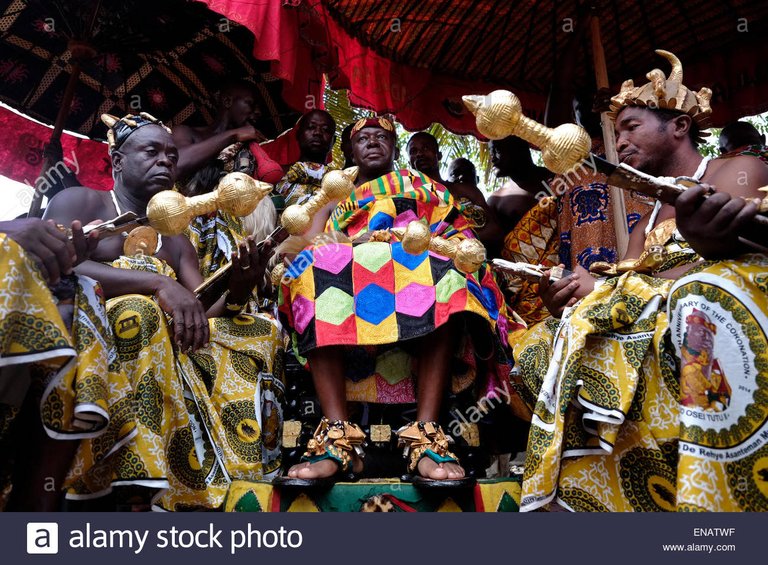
[0,105,112,191]
[316,0,768,130]
[199,0,325,113]
[4,1,768,194]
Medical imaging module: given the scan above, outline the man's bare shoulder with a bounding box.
[446,181,487,204]
[488,182,533,201]
[43,186,112,223]
[172,123,205,145]
[706,154,768,197]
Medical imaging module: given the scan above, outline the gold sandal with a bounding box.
[396,421,475,488]
[274,418,365,487]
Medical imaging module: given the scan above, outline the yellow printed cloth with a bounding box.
[65,255,285,511]
[515,222,703,512]
[274,161,329,208]
[0,233,134,506]
[667,254,768,511]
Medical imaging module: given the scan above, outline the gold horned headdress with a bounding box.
[101,112,172,152]
[607,50,713,143]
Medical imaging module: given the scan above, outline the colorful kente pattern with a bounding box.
[279,169,512,403]
[499,196,559,326]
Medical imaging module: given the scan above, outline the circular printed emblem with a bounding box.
[669,275,768,461]
[114,309,142,340]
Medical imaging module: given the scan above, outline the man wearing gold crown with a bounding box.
[513,51,768,512]
[275,116,521,486]
[42,113,286,510]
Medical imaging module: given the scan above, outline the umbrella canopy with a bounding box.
[0,0,303,142]
[317,0,768,133]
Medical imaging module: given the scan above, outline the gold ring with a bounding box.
[241,264,251,270]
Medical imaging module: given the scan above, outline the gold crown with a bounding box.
[608,50,713,143]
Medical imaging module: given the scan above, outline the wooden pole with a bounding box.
[27,61,82,218]
[590,15,629,258]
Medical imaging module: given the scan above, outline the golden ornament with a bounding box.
[463,90,591,174]
[147,172,271,235]
[391,220,486,274]
[281,168,357,235]
[123,226,158,256]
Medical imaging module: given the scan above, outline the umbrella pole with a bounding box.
[27,62,82,218]
[590,15,629,258]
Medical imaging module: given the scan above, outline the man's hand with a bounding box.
[72,220,100,266]
[227,236,272,305]
[676,184,760,259]
[234,123,267,143]
[1,218,82,284]
[154,278,210,353]
[539,264,595,318]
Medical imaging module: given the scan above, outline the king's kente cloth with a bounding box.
[279,169,515,403]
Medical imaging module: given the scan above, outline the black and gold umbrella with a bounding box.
[0,0,302,214]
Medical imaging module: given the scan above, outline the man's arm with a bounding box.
[676,185,763,259]
[0,218,94,284]
[676,156,768,259]
[173,123,262,180]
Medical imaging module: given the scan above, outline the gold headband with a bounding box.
[608,50,713,143]
[350,117,395,138]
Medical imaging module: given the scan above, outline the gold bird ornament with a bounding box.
[280,167,358,235]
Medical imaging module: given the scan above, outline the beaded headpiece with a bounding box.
[101,112,172,152]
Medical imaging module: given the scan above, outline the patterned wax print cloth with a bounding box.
[186,209,281,316]
[0,233,134,508]
[279,169,516,404]
[514,220,703,512]
[64,254,285,511]
[274,161,330,208]
[667,254,768,511]
[555,140,653,271]
[187,211,246,279]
